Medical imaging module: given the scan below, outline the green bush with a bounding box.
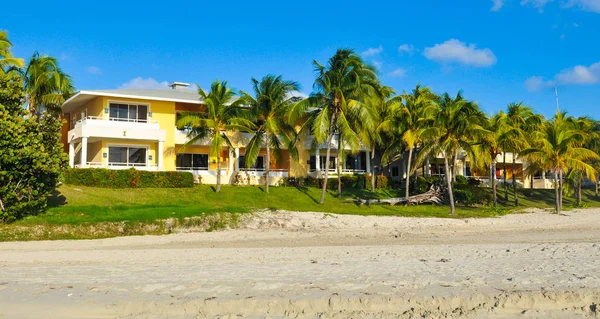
[455,175,468,186]
[417,175,442,193]
[63,168,194,188]
[286,174,388,190]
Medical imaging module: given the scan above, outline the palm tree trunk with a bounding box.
[216,152,222,193]
[512,155,518,206]
[451,154,457,183]
[371,145,376,192]
[503,152,508,201]
[530,174,534,190]
[413,149,418,192]
[444,154,455,215]
[405,147,413,200]
[337,135,343,199]
[554,169,560,214]
[492,159,497,207]
[577,177,582,206]
[558,169,563,211]
[265,135,270,193]
[320,117,336,205]
[595,177,598,196]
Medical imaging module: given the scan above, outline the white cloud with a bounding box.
[388,68,407,77]
[565,0,600,12]
[361,45,383,57]
[118,77,169,90]
[288,91,309,99]
[525,61,600,91]
[85,66,102,75]
[556,62,600,84]
[491,0,505,11]
[398,44,415,55]
[372,60,383,70]
[59,53,70,61]
[520,0,553,12]
[423,39,497,67]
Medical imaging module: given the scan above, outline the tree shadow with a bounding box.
[257,187,264,192]
[295,186,320,204]
[47,190,67,208]
[210,186,216,192]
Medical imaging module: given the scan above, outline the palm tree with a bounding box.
[239,75,301,193]
[177,80,247,192]
[289,49,378,204]
[504,102,543,206]
[21,52,74,116]
[399,84,437,200]
[418,91,488,215]
[478,111,507,207]
[569,116,598,206]
[521,111,598,213]
[0,30,24,73]
[355,84,400,192]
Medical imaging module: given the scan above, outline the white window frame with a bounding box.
[106,143,151,167]
[176,152,209,171]
[106,100,151,123]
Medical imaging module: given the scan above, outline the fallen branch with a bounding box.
[355,185,444,206]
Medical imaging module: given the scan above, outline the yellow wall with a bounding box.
[88,141,103,163]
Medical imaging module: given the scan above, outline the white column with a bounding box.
[365,151,371,173]
[228,148,234,172]
[158,141,164,170]
[425,159,430,176]
[315,149,321,172]
[234,148,240,171]
[80,137,88,168]
[463,160,467,176]
[69,141,75,168]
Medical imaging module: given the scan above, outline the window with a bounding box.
[308,156,336,170]
[239,155,264,170]
[108,146,147,166]
[392,166,399,177]
[109,103,148,122]
[176,153,208,170]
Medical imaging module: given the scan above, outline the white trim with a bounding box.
[107,143,151,166]
[64,90,203,106]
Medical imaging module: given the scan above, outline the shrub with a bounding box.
[286,174,388,190]
[455,175,468,186]
[63,168,194,188]
[417,175,442,193]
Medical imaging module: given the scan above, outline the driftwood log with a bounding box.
[355,185,444,206]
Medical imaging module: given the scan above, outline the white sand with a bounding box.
[1,209,599,318]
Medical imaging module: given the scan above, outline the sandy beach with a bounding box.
[1,209,599,318]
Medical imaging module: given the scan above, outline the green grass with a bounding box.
[2,184,599,241]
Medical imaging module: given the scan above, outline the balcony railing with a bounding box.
[75,116,158,127]
[74,162,159,171]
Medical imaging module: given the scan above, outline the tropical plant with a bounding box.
[520,111,599,213]
[502,102,543,206]
[176,80,247,192]
[354,84,400,192]
[399,84,437,199]
[476,111,507,207]
[0,30,24,73]
[239,75,301,193]
[289,49,378,204]
[418,91,488,215]
[17,52,75,116]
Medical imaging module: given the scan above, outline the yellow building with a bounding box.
[62,82,372,185]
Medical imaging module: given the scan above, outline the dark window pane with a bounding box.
[109,147,128,165]
[109,104,119,119]
[129,105,137,120]
[128,148,146,164]
[239,156,246,168]
[192,154,208,168]
[256,156,264,169]
[137,105,147,122]
[392,166,399,177]
[176,154,192,168]
[118,104,128,121]
[309,156,316,170]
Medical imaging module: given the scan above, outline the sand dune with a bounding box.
[1,209,599,318]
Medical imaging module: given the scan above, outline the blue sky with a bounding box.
[4,0,600,118]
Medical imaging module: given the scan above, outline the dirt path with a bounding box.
[1,209,599,318]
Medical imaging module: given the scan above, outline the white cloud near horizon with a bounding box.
[520,0,553,12]
[491,0,505,11]
[398,44,415,55]
[388,68,407,77]
[361,45,383,57]
[565,0,600,12]
[525,61,600,91]
[118,77,169,90]
[86,66,103,75]
[423,39,497,67]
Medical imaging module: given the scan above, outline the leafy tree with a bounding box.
[418,91,488,215]
[521,111,599,213]
[399,84,437,199]
[177,80,247,192]
[477,111,507,207]
[239,75,301,192]
[289,49,378,204]
[0,72,67,222]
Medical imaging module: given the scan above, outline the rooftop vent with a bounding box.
[169,82,190,90]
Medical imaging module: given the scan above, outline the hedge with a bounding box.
[62,168,194,188]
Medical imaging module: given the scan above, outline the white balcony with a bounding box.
[304,135,367,151]
[237,168,289,177]
[69,116,166,142]
[74,162,159,171]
